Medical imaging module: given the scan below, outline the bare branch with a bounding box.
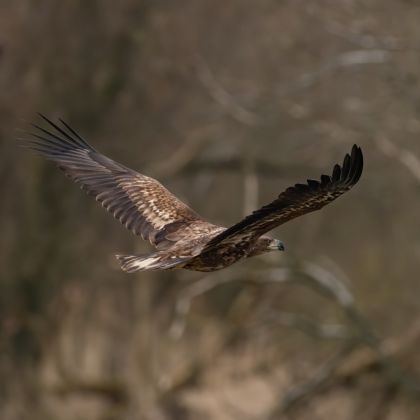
[264,312,352,341]
[298,261,355,307]
[169,268,292,339]
[267,261,420,417]
[277,49,390,97]
[170,259,420,417]
[243,158,259,216]
[336,319,420,388]
[170,156,323,181]
[269,344,356,418]
[169,271,239,339]
[195,54,260,126]
[326,22,398,50]
[147,125,215,179]
[49,379,128,404]
[376,136,420,184]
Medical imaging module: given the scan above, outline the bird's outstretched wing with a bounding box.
[22,115,215,250]
[202,145,363,252]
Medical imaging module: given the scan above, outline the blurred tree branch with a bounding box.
[242,157,259,216]
[169,260,420,419]
[160,156,326,181]
[276,49,391,97]
[195,54,260,126]
[268,262,420,417]
[376,137,420,184]
[195,50,390,121]
[269,343,356,419]
[147,125,216,180]
[264,312,351,341]
[325,21,397,50]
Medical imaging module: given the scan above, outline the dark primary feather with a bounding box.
[23,115,214,250]
[202,145,363,252]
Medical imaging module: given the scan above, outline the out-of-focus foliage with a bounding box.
[1,1,420,419]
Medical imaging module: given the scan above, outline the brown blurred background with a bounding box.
[1,1,420,419]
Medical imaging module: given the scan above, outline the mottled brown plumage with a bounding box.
[23,115,363,273]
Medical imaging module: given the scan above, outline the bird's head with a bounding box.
[266,238,285,252]
[248,236,285,257]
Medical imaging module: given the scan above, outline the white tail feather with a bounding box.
[116,253,188,273]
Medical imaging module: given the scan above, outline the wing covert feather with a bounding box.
[23,115,216,250]
[202,145,363,251]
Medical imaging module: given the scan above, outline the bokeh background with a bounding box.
[1,1,420,419]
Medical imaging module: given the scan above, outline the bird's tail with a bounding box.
[115,253,187,273]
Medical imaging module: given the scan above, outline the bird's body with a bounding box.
[182,238,277,272]
[136,234,278,273]
[23,116,363,273]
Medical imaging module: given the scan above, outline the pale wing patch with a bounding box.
[24,116,218,251]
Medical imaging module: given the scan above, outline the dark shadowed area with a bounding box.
[1,1,420,419]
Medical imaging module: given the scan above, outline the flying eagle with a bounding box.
[23,115,363,273]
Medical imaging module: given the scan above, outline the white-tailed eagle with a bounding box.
[23,115,363,273]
